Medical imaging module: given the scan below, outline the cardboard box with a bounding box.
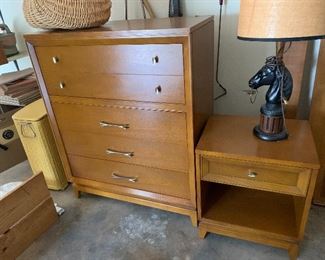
[0,109,26,172]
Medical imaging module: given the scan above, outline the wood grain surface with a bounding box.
[0,173,57,259]
[25,16,214,225]
[196,115,319,260]
[0,173,50,234]
[196,115,320,169]
[201,156,310,197]
[52,102,187,144]
[61,130,188,173]
[282,42,308,119]
[310,40,325,205]
[25,16,214,44]
[69,155,190,199]
[46,74,185,104]
[36,44,184,76]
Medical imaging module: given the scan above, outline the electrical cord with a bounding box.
[274,42,292,136]
[0,144,8,151]
[0,9,4,24]
[279,66,288,135]
[125,0,128,20]
[284,42,292,54]
[141,0,147,19]
[214,0,227,101]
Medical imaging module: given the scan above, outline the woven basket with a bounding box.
[23,0,112,30]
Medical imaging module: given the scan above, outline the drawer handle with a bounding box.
[99,121,129,130]
[106,148,134,158]
[112,172,138,183]
[52,56,59,64]
[59,82,65,89]
[152,56,159,64]
[155,85,162,95]
[248,171,258,178]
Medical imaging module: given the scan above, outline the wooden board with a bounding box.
[201,184,298,239]
[310,40,325,205]
[196,115,320,170]
[0,47,8,65]
[0,197,57,259]
[283,42,308,119]
[0,173,58,259]
[0,173,50,234]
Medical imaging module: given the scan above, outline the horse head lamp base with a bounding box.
[249,56,293,141]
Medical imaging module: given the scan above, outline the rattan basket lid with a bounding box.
[12,99,46,122]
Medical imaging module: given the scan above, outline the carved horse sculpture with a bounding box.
[248,56,293,141]
[249,56,293,117]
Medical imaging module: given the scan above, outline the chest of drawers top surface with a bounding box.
[25,16,213,44]
[196,115,320,169]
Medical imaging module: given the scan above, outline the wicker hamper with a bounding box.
[23,0,112,30]
[12,99,68,190]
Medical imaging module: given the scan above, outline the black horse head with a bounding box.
[249,56,293,105]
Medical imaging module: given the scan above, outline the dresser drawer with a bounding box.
[69,155,190,199]
[36,44,184,77]
[52,102,187,145]
[201,157,311,196]
[45,74,185,104]
[61,131,188,173]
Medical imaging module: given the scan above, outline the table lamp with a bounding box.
[237,0,325,141]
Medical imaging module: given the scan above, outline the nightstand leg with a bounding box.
[73,185,81,198]
[288,244,299,260]
[198,227,207,239]
[190,212,198,227]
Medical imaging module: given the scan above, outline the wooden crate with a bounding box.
[0,173,58,259]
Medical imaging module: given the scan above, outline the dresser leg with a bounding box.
[190,212,198,227]
[198,227,207,239]
[73,185,81,198]
[288,244,299,260]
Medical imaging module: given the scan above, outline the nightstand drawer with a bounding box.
[200,157,311,196]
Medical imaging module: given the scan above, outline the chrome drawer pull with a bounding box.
[52,56,59,64]
[106,148,134,158]
[99,121,129,130]
[248,170,258,178]
[152,56,159,64]
[155,85,162,95]
[112,172,138,183]
[59,82,65,89]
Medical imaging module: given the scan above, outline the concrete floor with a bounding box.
[1,161,325,260]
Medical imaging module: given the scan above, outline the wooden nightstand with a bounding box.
[195,115,320,260]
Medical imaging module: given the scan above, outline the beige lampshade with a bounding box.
[238,0,325,41]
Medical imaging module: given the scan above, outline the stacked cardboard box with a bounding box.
[0,68,40,106]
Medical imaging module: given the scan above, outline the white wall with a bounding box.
[0,0,275,116]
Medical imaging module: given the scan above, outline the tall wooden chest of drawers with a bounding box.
[25,16,214,225]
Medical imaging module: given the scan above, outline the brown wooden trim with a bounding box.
[310,40,325,204]
[24,16,214,45]
[283,42,308,119]
[26,42,73,181]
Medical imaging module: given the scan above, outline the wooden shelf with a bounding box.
[201,183,298,239]
[7,51,28,62]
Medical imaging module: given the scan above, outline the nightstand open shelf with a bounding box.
[200,182,299,240]
[195,115,320,260]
